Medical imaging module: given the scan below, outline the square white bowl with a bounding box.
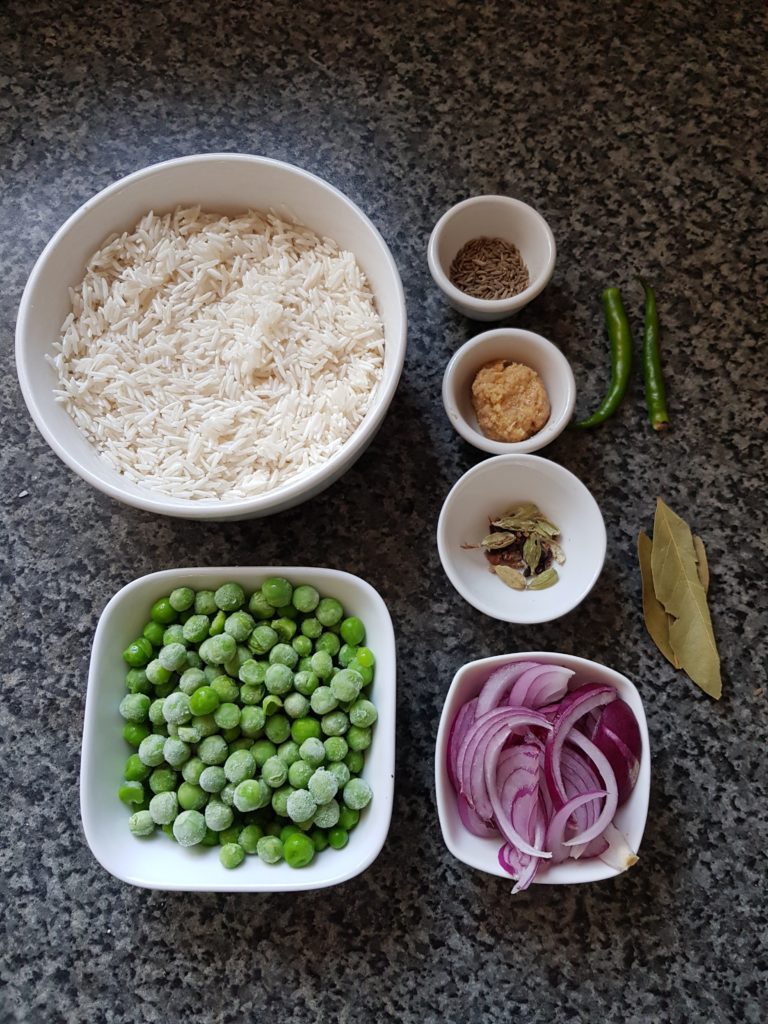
[81,566,396,891]
[434,652,651,885]
[437,454,606,624]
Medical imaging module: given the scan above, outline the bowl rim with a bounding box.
[80,565,396,892]
[434,650,651,885]
[436,453,607,624]
[427,195,556,313]
[441,327,577,455]
[15,152,407,518]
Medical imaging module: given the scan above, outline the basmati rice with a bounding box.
[48,206,386,501]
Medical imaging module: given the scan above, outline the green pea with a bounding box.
[310,828,329,852]
[199,766,227,793]
[158,642,187,672]
[178,782,207,811]
[239,659,267,686]
[309,686,337,716]
[224,749,256,784]
[205,800,233,832]
[150,598,177,625]
[138,733,166,766]
[142,621,165,647]
[191,713,218,737]
[297,656,314,673]
[298,737,325,769]
[338,805,359,830]
[162,624,186,647]
[291,584,319,613]
[277,740,301,766]
[300,617,323,639]
[347,659,374,685]
[283,692,309,720]
[324,736,348,762]
[316,597,343,627]
[128,810,155,837]
[162,691,191,725]
[199,634,237,665]
[220,782,237,807]
[310,650,333,680]
[312,798,340,829]
[233,779,264,812]
[268,643,298,669]
[256,835,283,864]
[215,582,246,612]
[188,686,220,716]
[251,739,277,767]
[337,643,357,668]
[119,692,151,723]
[214,702,241,730]
[261,755,288,788]
[148,700,166,726]
[149,768,177,794]
[153,679,175,698]
[182,614,210,644]
[169,587,195,612]
[339,615,365,646]
[330,668,363,703]
[194,590,217,615]
[328,827,348,850]
[349,698,378,728]
[291,635,312,658]
[248,590,275,619]
[283,832,315,868]
[185,650,203,670]
[271,617,297,642]
[262,577,293,608]
[291,717,322,744]
[346,725,372,751]
[239,824,264,854]
[327,761,350,789]
[198,735,228,765]
[211,675,239,703]
[345,750,364,774]
[288,759,314,789]
[343,777,372,810]
[265,663,293,696]
[270,785,294,817]
[208,610,226,636]
[124,753,151,782]
[293,671,320,698]
[122,636,153,667]
[118,781,145,806]
[224,610,255,642]
[315,632,340,657]
[145,659,171,686]
[248,624,278,655]
[217,824,240,846]
[163,737,191,767]
[240,706,266,738]
[262,694,283,717]
[182,756,205,784]
[123,722,151,748]
[229,737,252,752]
[220,843,245,869]
[240,683,265,706]
[149,791,178,825]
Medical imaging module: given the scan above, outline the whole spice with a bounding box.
[575,287,632,428]
[472,502,564,591]
[449,237,529,300]
[637,498,721,699]
[640,280,670,431]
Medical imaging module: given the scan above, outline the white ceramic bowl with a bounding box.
[16,154,407,520]
[427,196,556,321]
[442,328,576,455]
[437,454,606,624]
[81,566,396,892]
[435,652,651,885]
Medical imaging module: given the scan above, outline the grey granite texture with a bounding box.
[1,0,767,1021]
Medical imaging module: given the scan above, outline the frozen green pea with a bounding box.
[277,740,301,766]
[345,750,364,774]
[233,779,263,812]
[158,642,187,672]
[220,843,245,869]
[262,577,292,607]
[166,722,179,738]
[288,759,314,789]
[299,737,325,769]
[310,650,333,680]
[300,617,323,639]
[208,611,226,636]
[330,669,363,703]
[256,835,283,864]
[324,736,348,762]
[142,621,165,647]
[177,782,207,811]
[195,590,217,615]
[315,632,341,658]
[316,597,343,627]
[213,702,241,730]
[338,805,359,830]
[138,733,166,767]
[343,777,372,810]
[346,725,372,751]
[220,782,237,807]
[129,810,155,837]
[293,671,320,697]
[310,686,338,715]
[205,799,233,832]
[248,625,278,655]
[287,789,317,823]
[261,756,287,788]
[297,656,313,673]
[168,587,195,612]
[177,725,202,744]
[182,756,205,784]
[185,651,202,670]
[178,667,206,695]
[240,683,265,706]
[150,598,177,625]
[338,643,358,668]
[160,691,190,725]
[214,582,245,612]
[292,584,319,613]
[290,717,321,744]
[229,737,252,752]
[264,663,293,695]
[153,680,175,699]
[119,693,151,723]
[269,643,298,669]
[145,659,171,686]
[283,692,310,720]
[224,610,255,642]
[349,698,378,728]
[270,785,295,817]
[182,615,210,644]
[355,646,375,668]
[218,824,241,846]
[211,675,239,703]
[173,809,206,846]
[321,711,349,737]
[313,798,340,829]
[240,706,266,737]
[123,722,150,747]
[188,686,219,716]
[291,635,312,658]
[199,766,227,793]
[239,659,267,686]
[125,668,151,694]
[118,780,145,806]
[265,714,290,745]
[340,616,365,646]
[310,828,329,852]
[251,739,277,767]
[163,737,191,768]
[149,791,178,825]
[308,768,338,805]
[248,590,275,619]
[271,617,297,642]
[123,636,153,668]
[239,824,264,854]
[224,749,256,784]
[162,624,186,647]
[191,713,218,738]
[327,761,351,789]
[200,634,237,665]
[124,753,151,782]
[198,735,228,765]
[149,768,177,794]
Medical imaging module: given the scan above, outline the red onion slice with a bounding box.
[546,790,607,863]
[591,700,642,804]
[544,684,617,806]
[508,665,574,709]
[457,793,499,837]
[475,661,541,716]
[560,731,619,847]
[447,698,477,790]
[484,724,552,858]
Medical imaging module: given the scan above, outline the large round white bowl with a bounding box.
[16,154,407,520]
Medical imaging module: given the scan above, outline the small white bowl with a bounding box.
[16,154,407,520]
[435,652,651,886]
[437,454,606,624]
[442,328,576,455]
[81,566,396,892]
[427,196,556,321]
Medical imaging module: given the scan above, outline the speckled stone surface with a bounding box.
[1,1,766,1021]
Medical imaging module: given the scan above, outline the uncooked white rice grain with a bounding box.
[48,207,386,501]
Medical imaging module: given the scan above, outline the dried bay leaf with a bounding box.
[693,534,710,593]
[638,530,680,669]
[651,499,721,699]
[494,565,526,590]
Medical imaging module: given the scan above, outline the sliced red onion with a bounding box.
[544,684,617,806]
[475,661,541,717]
[484,724,552,858]
[592,700,642,804]
[511,812,546,893]
[508,665,574,710]
[447,698,477,790]
[546,790,607,864]
[575,835,609,860]
[457,794,499,837]
[561,731,619,847]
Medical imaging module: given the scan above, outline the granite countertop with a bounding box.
[1,1,766,1021]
